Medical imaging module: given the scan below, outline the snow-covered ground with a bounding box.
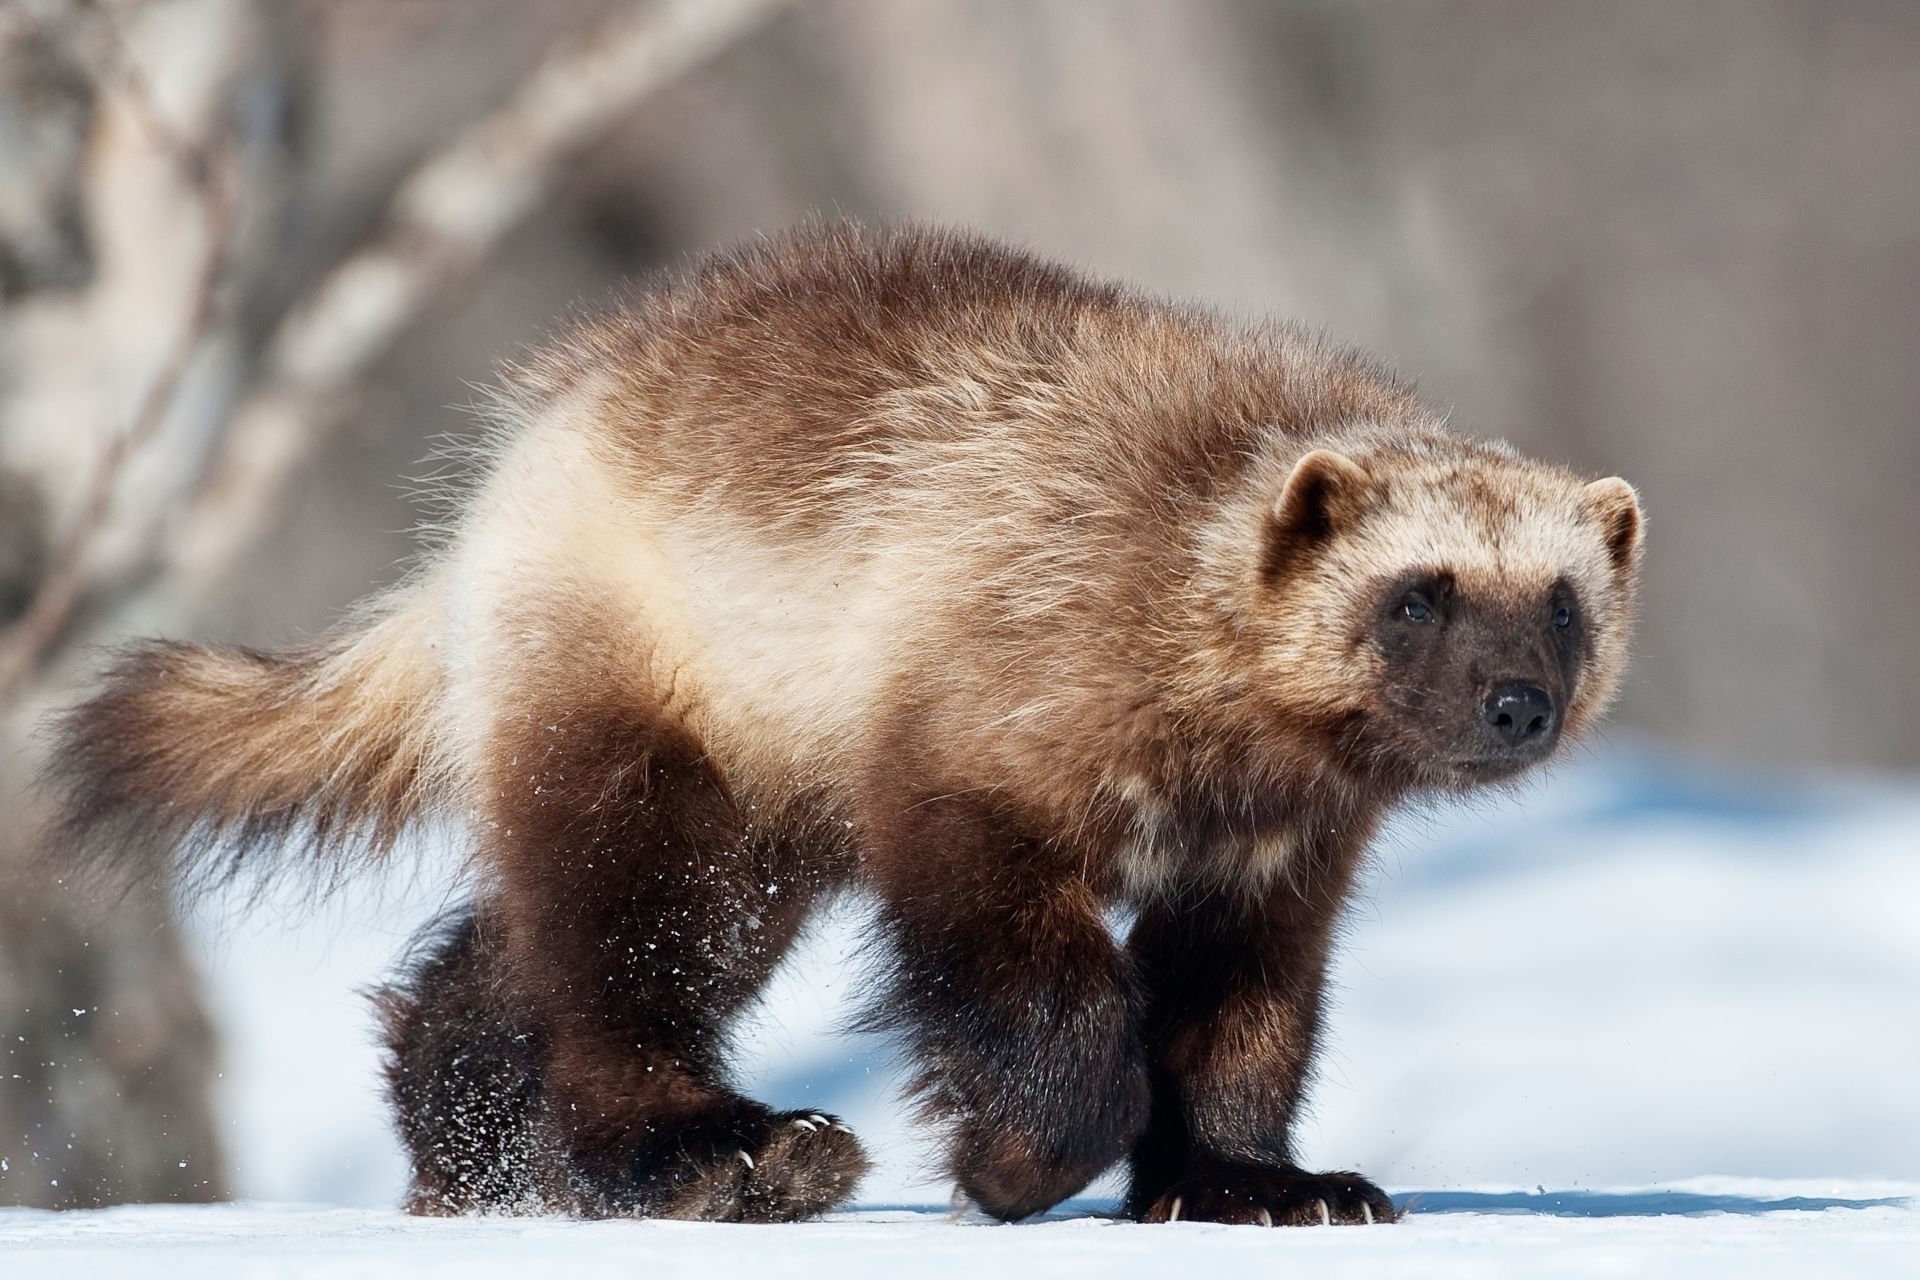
[6,1184,1920,1280]
[7,737,1917,1273]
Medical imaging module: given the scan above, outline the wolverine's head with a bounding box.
[1216,430,1644,793]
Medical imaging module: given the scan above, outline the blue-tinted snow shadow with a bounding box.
[851,1198,1124,1221]
[851,1192,1911,1222]
[1368,742,1894,896]
[757,1050,887,1113]
[1398,1189,1911,1217]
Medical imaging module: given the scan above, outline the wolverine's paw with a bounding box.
[635,1109,870,1222]
[952,1128,1115,1224]
[945,1056,1152,1222]
[1137,1165,1397,1227]
[738,1111,871,1222]
[952,1103,1151,1223]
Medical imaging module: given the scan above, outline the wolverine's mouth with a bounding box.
[1435,752,1541,783]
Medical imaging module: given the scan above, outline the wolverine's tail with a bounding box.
[48,585,452,891]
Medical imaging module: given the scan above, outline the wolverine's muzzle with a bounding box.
[1436,681,1561,783]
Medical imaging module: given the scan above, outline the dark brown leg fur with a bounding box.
[377,910,559,1214]
[464,682,867,1220]
[1122,833,1396,1227]
[859,790,1150,1221]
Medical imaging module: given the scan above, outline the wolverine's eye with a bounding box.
[1552,606,1572,630]
[1402,593,1434,623]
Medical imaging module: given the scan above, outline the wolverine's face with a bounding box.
[1364,567,1582,785]
[1248,441,1644,794]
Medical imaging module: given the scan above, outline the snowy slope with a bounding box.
[10,737,1911,1271]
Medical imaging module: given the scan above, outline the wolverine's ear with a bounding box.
[1583,476,1643,570]
[1262,450,1372,581]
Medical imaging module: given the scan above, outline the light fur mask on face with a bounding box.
[1252,445,1644,734]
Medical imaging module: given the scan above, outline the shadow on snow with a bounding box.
[1399,1189,1907,1218]
[852,1189,1913,1222]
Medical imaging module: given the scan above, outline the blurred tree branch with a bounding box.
[0,0,790,710]
[162,0,793,598]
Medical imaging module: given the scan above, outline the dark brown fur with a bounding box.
[46,223,1641,1225]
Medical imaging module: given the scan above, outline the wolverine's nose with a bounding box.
[1482,683,1556,751]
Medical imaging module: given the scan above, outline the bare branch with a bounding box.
[164,0,793,595]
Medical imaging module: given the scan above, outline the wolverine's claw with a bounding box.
[808,1114,829,1126]
[1143,1169,1391,1228]
[736,1149,755,1169]
[791,1118,819,1131]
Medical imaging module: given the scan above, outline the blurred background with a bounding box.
[1,0,1915,1211]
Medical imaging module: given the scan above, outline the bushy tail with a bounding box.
[48,587,451,892]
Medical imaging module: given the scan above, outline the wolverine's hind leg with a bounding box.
[376,909,557,1215]
[467,670,867,1219]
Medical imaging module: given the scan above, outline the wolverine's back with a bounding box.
[447,224,1426,798]
[520,223,1415,538]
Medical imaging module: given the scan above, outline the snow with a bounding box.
[8,737,1917,1271]
[5,1185,1919,1279]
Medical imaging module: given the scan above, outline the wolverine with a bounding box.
[50,224,1643,1226]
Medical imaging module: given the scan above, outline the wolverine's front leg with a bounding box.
[1123,841,1396,1227]
[864,792,1149,1221]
